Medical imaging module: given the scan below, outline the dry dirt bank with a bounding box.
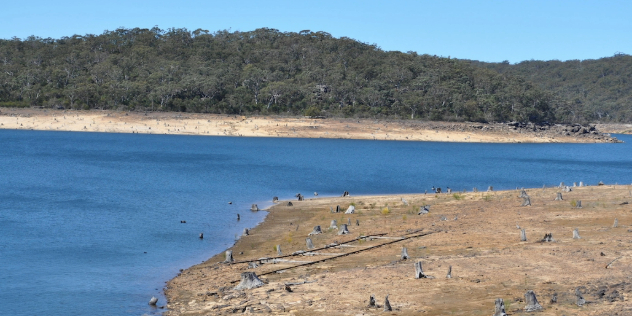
[0,108,619,143]
[165,184,632,316]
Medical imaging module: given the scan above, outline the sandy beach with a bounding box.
[0,108,619,143]
[165,184,632,315]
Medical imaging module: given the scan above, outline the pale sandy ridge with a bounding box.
[0,108,608,143]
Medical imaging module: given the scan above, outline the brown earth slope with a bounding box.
[165,184,632,316]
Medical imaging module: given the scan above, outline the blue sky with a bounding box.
[2,0,630,63]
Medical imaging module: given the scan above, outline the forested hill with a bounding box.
[471,54,632,123]
[0,27,560,123]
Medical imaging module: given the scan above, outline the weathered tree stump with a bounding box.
[383,295,392,312]
[149,296,158,305]
[225,250,234,263]
[555,192,563,201]
[579,181,584,187]
[521,195,531,206]
[306,237,314,249]
[575,287,586,306]
[576,200,582,208]
[336,205,340,213]
[598,181,604,186]
[573,182,577,187]
[613,218,618,228]
[251,204,259,211]
[559,182,565,188]
[368,294,376,307]
[338,224,350,235]
[330,219,337,229]
[309,225,323,235]
[447,187,452,193]
[520,229,527,242]
[356,219,360,226]
[276,245,282,256]
[541,233,554,242]
[273,196,278,202]
[519,189,528,198]
[573,228,581,239]
[418,205,429,215]
[492,298,507,316]
[243,228,249,236]
[524,290,543,312]
[446,265,452,279]
[287,201,293,206]
[345,205,355,214]
[487,186,493,192]
[234,272,265,290]
[401,247,409,260]
[414,261,427,278]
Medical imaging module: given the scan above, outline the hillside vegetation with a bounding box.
[1,27,556,123]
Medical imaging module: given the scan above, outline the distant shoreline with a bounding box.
[0,108,620,143]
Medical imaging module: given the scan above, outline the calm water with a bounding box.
[1,130,631,315]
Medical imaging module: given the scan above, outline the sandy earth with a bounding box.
[0,108,615,143]
[164,185,632,316]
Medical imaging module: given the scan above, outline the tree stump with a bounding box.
[149,296,158,305]
[276,245,282,256]
[576,200,582,208]
[541,233,554,242]
[347,218,351,226]
[308,225,323,235]
[243,228,249,236]
[573,182,577,187]
[418,205,429,215]
[555,192,563,201]
[492,298,507,316]
[330,219,337,229]
[336,205,340,213]
[573,228,581,239]
[330,206,334,213]
[345,205,355,214]
[414,261,427,278]
[306,237,314,249]
[338,224,350,235]
[368,294,376,307]
[564,186,572,192]
[521,195,531,206]
[524,290,543,312]
[287,201,293,207]
[519,190,528,198]
[401,247,409,260]
[613,218,618,228]
[520,229,527,242]
[487,186,493,192]
[383,295,392,312]
[579,181,584,187]
[550,293,557,303]
[273,196,278,202]
[225,250,234,263]
[251,204,259,211]
[233,272,265,290]
[356,219,360,226]
[575,287,586,306]
[598,181,604,186]
[559,182,565,188]
[446,265,452,279]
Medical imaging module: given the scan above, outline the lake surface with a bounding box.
[1,130,630,316]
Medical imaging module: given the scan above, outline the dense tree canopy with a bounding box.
[1,27,562,123]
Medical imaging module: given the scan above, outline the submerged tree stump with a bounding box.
[573,228,581,239]
[383,295,392,312]
[345,205,355,214]
[234,272,265,290]
[306,237,314,249]
[524,290,543,312]
[401,247,409,260]
[575,287,586,306]
[225,250,234,263]
[418,205,430,215]
[199,233,204,239]
[446,265,452,279]
[308,225,323,235]
[338,224,350,235]
[251,204,259,211]
[330,219,337,229]
[555,192,563,201]
[149,296,158,305]
[492,298,507,316]
[520,229,527,242]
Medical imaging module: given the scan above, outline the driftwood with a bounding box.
[492,298,507,316]
[368,294,376,307]
[149,296,158,305]
[573,228,581,239]
[338,224,350,235]
[383,295,392,312]
[446,265,452,279]
[418,205,430,215]
[330,219,337,229]
[345,205,355,214]
[575,287,586,306]
[401,247,409,260]
[555,192,563,201]
[613,218,618,228]
[251,204,259,211]
[272,196,278,202]
[306,238,315,249]
[308,225,323,235]
[521,195,531,206]
[576,200,582,208]
[225,250,234,263]
[520,229,527,242]
[541,233,554,242]
[276,245,282,256]
[234,272,265,290]
[524,290,543,312]
[605,256,622,269]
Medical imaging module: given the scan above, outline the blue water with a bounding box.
[1,130,631,316]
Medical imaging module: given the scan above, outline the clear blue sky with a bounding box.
[2,0,630,63]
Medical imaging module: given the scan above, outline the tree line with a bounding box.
[0,27,598,124]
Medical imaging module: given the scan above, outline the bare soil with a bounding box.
[165,185,632,315]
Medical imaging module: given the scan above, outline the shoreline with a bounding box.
[0,108,620,143]
[164,184,632,315]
